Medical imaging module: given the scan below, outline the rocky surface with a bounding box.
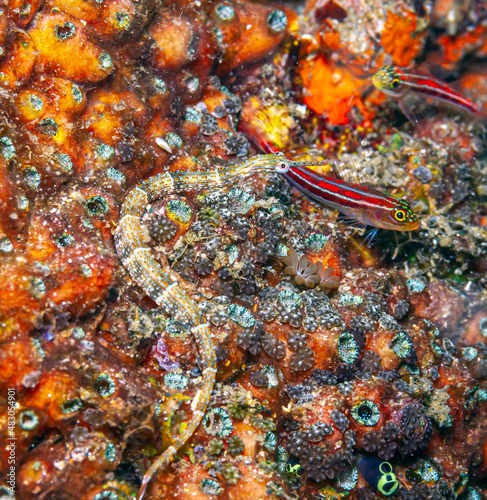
[0,1,486,499]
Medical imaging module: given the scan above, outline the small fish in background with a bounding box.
[356,455,399,496]
[372,65,482,121]
[286,456,304,476]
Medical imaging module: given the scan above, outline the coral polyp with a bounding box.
[351,400,381,427]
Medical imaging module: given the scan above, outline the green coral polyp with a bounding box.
[95,373,116,398]
[337,465,359,490]
[72,83,83,103]
[200,478,221,495]
[278,289,302,308]
[339,293,363,306]
[19,410,39,430]
[165,319,190,338]
[223,463,240,485]
[55,153,73,172]
[55,22,76,40]
[390,332,413,358]
[56,232,75,247]
[97,144,115,161]
[30,277,46,299]
[228,187,255,214]
[91,491,121,500]
[23,165,41,189]
[0,237,13,253]
[106,168,126,183]
[62,398,83,414]
[166,199,191,223]
[164,372,189,390]
[225,244,239,264]
[85,195,110,216]
[99,52,113,70]
[39,118,58,136]
[28,93,44,111]
[0,136,16,161]
[105,443,117,462]
[215,3,235,22]
[305,233,328,251]
[264,431,277,451]
[72,327,85,339]
[337,332,359,364]
[165,132,183,148]
[267,9,287,34]
[228,303,255,327]
[154,77,168,94]
[203,407,233,437]
[114,11,130,30]
[351,400,380,426]
[185,107,202,124]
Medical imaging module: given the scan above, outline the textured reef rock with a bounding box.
[0,1,487,499]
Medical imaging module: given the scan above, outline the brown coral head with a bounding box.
[320,266,340,290]
[281,249,324,288]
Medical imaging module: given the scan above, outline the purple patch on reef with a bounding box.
[42,327,55,342]
[152,338,179,371]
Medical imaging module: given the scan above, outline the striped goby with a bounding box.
[280,162,419,231]
[372,65,481,116]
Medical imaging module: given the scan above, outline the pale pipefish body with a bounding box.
[115,154,291,499]
[114,153,418,499]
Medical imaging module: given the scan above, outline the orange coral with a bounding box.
[0,337,41,389]
[150,11,197,72]
[380,11,426,67]
[299,54,371,125]
[215,2,288,74]
[435,25,487,68]
[0,30,36,89]
[29,13,114,83]
[23,371,79,421]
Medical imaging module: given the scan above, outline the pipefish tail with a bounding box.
[114,154,294,499]
[114,153,418,498]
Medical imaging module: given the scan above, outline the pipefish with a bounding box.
[114,153,418,499]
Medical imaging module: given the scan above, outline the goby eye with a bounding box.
[394,209,406,221]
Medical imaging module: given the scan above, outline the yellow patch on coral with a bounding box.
[241,97,295,151]
[29,13,114,84]
[17,90,47,121]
